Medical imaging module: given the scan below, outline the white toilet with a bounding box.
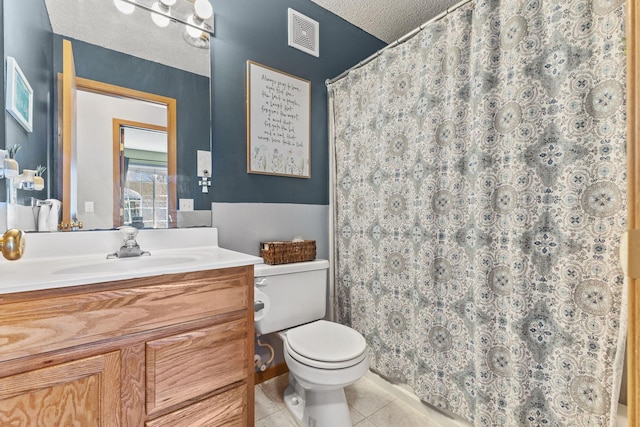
[254,259,370,427]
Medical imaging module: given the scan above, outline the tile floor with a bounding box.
[256,374,629,427]
[255,373,436,427]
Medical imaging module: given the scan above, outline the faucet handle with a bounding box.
[118,226,139,236]
[117,226,139,247]
[118,226,138,238]
[107,226,149,259]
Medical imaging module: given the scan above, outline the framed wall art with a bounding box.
[246,60,310,178]
[6,56,33,132]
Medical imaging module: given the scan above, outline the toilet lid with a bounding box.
[286,320,367,363]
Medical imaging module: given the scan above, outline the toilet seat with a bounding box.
[284,320,367,370]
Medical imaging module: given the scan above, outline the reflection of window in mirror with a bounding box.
[119,125,169,229]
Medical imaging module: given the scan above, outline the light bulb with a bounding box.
[151,2,171,27]
[114,0,135,14]
[193,0,213,19]
[186,15,203,38]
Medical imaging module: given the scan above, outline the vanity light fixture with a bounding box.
[150,0,176,28]
[185,0,213,39]
[114,0,136,15]
[114,0,214,48]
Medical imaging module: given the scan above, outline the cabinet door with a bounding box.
[146,318,248,415]
[0,352,120,426]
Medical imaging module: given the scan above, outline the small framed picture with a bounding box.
[6,56,33,132]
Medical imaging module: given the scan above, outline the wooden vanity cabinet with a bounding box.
[0,265,255,426]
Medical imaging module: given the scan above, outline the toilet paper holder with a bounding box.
[254,288,270,322]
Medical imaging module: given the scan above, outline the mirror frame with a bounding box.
[60,38,77,230]
[62,77,178,229]
[627,0,639,424]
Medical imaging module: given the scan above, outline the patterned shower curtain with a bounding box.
[328,0,627,425]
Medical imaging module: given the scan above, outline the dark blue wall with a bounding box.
[2,0,384,209]
[210,0,385,205]
[3,0,54,200]
[52,36,212,208]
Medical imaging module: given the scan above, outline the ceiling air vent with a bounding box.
[288,8,319,57]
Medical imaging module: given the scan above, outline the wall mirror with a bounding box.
[2,0,212,232]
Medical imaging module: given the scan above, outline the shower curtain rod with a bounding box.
[325,0,472,86]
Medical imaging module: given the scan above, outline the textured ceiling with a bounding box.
[312,0,460,43]
[45,0,459,77]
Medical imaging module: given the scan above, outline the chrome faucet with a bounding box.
[107,226,151,259]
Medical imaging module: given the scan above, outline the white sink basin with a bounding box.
[1,228,263,295]
[52,254,202,275]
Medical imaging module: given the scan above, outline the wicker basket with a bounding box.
[260,240,316,265]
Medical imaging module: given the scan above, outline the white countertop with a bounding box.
[0,228,262,294]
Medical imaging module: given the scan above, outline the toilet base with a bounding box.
[283,374,353,427]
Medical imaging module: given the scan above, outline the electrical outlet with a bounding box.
[84,201,94,213]
[179,199,194,211]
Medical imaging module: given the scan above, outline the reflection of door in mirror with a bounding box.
[60,75,177,230]
[114,122,169,229]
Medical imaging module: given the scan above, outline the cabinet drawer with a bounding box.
[0,267,251,363]
[146,319,249,415]
[145,384,246,427]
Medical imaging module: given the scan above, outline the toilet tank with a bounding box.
[254,259,329,335]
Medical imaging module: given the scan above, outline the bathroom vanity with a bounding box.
[0,228,261,426]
